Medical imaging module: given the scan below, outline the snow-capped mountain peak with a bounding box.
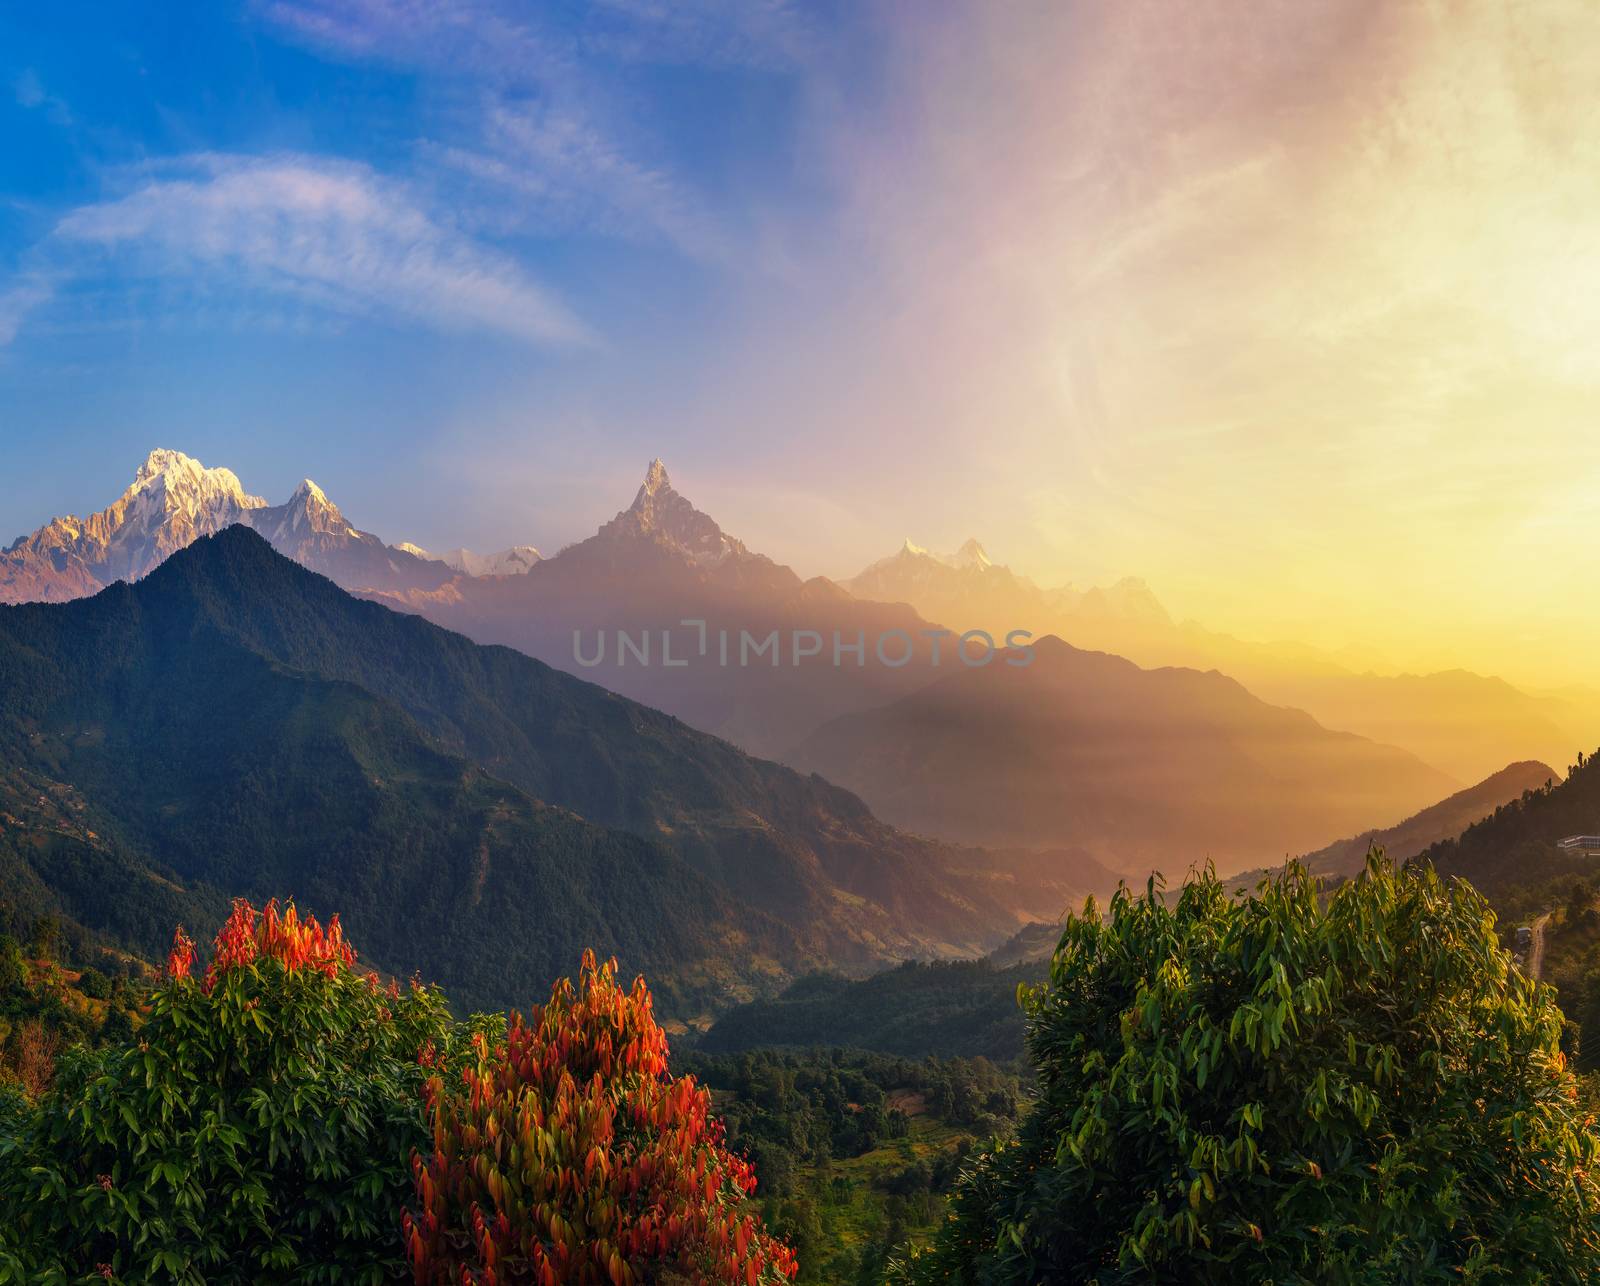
[951,538,992,570]
[637,458,671,506]
[605,459,745,567]
[439,545,544,577]
[0,449,458,603]
[863,536,995,578]
[0,448,271,598]
[127,448,267,516]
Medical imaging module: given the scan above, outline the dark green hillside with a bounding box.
[19,526,1017,963]
[1421,748,1600,896]
[697,958,1045,1063]
[0,579,807,1014]
[678,1049,1026,1281]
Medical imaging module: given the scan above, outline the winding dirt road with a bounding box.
[1527,911,1552,981]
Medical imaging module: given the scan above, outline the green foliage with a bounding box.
[684,1049,1022,1173]
[900,854,1600,1284]
[1425,747,1600,900]
[681,1049,1023,1282]
[73,966,109,1000]
[0,938,22,994]
[0,905,453,1285]
[26,916,59,964]
[699,959,1046,1063]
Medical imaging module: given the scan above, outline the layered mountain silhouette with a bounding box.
[1221,758,1559,893]
[787,636,1458,871]
[13,452,1579,792]
[0,527,1042,1011]
[845,537,1169,643]
[369,460,946,755]
[1294,759,1558,880]
[844,536,1581,783]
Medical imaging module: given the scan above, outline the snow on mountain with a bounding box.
[0,449,452,603]
[858,537,1001,580]
[440,545,543,577]
[593,458,748,567]
[393,542,543,577]
[844,536,1171,636]
[1,449,268,602]
[950,538,992,570]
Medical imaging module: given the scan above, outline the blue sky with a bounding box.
[1,0,890,557]
[5,2,1600,683]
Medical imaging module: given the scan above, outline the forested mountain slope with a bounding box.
[0,528,1031,1010]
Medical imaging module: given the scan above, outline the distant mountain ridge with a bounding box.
[1,449,266,602]
[368,460,949,755]
[844,538,1169,647]
[843,536,1582,784]
[1222,759,1560,895]
[1299,760,1558,879]
[787,635,1457,872]
[435,545,543,576]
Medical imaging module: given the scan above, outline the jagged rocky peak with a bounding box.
[0,447,269,594]
[951,537,992,570]
[871,536,995,574]
[637,457,671,505]
[1,448,459,603]
[127,448,266,517]
[607,458,744,566]
[289,477,344,526]
[437,545,544,577]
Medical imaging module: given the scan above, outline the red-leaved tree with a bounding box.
[403,950,798,1286]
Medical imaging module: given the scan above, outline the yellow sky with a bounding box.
[689,0,1600,688]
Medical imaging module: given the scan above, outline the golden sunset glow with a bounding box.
[680,0,1600,694]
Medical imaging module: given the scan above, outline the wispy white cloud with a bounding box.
[12,68,71,125]
[257,0,559,79]
[6,154,589,347]
[435,101,729,260]
[582,0,811,71]
[0,277,55,346]
[253,0,771,263]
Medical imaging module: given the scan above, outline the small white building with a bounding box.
[1557,835,1600,856]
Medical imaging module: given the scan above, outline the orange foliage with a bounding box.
[404,951,798,1286]
[164,898,356,993]
[165,926,196,980]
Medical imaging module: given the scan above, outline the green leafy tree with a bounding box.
[26,915,60,964]
[73,966,110,1000]
[0,900,451,1285]
[0,936,23,993]
[899,854,1600,1283]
